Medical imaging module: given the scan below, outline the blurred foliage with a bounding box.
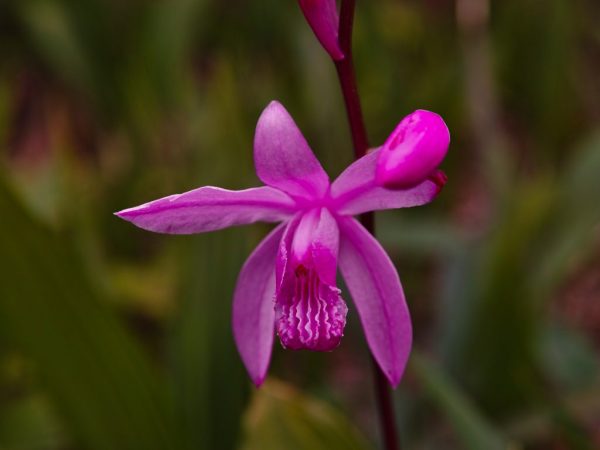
[240,380,372,450]
[410,352,514,450]
[1,0,600,449]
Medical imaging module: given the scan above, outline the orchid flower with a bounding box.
[298,0,344,61]
[116,101,447,387]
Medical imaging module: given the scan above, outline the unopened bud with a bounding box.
[298,0,344,61]
[376,110,450,189]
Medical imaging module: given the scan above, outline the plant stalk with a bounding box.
[334,1,400,449]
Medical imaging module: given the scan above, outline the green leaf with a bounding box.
[15,1,94,94]
[240,379,373,450]
[168,230,249,450]
[530,130,600,297]
[377,215,463,257]
[0,179,174,450]
[411,353,517,450]
[166,63,262,450]
[0,394,66,450]
[438,177,555,416]
[539,323,599,392]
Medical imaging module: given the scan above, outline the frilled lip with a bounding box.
[115,101,447,388]
[272,208,346,351]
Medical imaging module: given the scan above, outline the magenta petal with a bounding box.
[331,149,446,216]
[330,148,380,199]
[338,217,412,387]
[290,208,339,285]
[298,0,344,61]
[276,215,302,292]
[308,208,340,286]
[115,186,295,234]
[254,101,330,200]
[232,224,285,386]
[290,209,320,264]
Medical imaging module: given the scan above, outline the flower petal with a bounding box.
[115,186,295,234]
[276,215,301,293]
[308,208,339,285]
[331,149,446,216]
[290,208,339,285]
[338,217,412,387]
[232,224,285,386]
[254,101,330,200]
[298,0,344,61]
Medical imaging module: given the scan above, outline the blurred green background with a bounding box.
[1,0,599,449]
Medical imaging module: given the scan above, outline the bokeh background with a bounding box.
[1,0,599,449]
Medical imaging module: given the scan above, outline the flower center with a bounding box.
[275,264,347,351]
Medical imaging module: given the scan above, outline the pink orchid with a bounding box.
[298,0,344,60]
[116,101,446,387]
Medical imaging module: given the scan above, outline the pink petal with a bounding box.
[331,149,446,216]
[276,215,301,293]
[376,110,450,189]
[290,208,321,264]
[232,224,285,386]
[290,208,339,285]
[115,186,295,234]
[308,208,340,286]
[254,101,330,200]
[298,0,344,61]
[338,217,412,387]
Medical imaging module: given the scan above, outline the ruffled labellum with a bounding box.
[275,209,347,351]
[276,264,347,351]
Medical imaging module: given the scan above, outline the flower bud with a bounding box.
[376,110,450,189]
[298,0,344,61]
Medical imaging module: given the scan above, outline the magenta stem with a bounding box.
[333,1,400,450]
[335,0,369,160]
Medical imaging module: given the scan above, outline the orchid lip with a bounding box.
[275,208,346,352]
[275,262,348,352]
